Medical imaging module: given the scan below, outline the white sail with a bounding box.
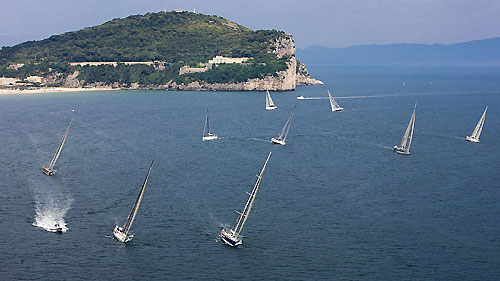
[406,105,416,151]
[202,110,218,141]
[48,117,73,170]
[203,110,210,136]
[394,103,416,154]
[328,90,343,111]
[233,152,271,235]
[279,111,294,141]
[265,90,277,110]
[468,106,487,142]
[123,160,154,236]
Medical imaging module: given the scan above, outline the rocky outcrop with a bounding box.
[295,61,323,86]
[64,71,82,87]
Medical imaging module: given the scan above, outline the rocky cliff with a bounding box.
[138,35,322,91]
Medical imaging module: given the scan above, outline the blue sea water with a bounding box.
[0,65,499,280]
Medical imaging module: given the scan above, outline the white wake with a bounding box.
[33,194,73,233]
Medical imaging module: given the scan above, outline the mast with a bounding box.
[268,90,276,107]
[399,104,415,149]
[406,103,416,151]
[232,152,272,235]
[123,160,154,235]
[48,116,74,170]
[265,90,270,108]
[328,90,335,111]
[278,111,294,141]
[471,106,487,139]
[203,110,210,136]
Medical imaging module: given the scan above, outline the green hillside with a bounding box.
[0,11,290,86]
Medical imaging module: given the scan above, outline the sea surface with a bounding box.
[1,65,499,280]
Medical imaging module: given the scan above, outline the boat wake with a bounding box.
[249,137,272,143]
[376,144,395,150]
[297,96,328,100]
[33,193,73,233]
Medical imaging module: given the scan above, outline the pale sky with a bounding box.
[1,0,499,49]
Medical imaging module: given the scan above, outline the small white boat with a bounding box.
[202,110,218,141]
[265,90,277,110]
[114,160,154,243]
[42,113,74,175]
[296,95,305,100]
[220,152,272,247]
[328,90,343,111]
[466,106,487,143]
[271,111,294,146]
[52,223,63,234]
[394,103,416,155]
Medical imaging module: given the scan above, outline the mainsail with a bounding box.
[231,152,271,235]
[203,110,211,137]
[265,90,277,110]
[328,90,343,111]
[122,160,154,236]
[469,106,488,140]
[277,111,294,142]
[399,103,416,152]
[47,116,73,171]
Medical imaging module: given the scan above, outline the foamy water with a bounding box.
[33,193,72,233]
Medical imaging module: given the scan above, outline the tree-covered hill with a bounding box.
[0,11,299,89]
[0,11,284,65]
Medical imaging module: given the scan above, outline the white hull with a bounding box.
[271,138,286,146]
[42,166,56,176]
[51,223,64,233]
[393,146,410,155]
[296,96,305,100]
[202,134,218,141]
[465,136,480,143]
[265,106,277,111]
[331,107,344,112]
[113,225,132,243]
[220,228,242,247]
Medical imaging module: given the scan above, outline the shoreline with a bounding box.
[0,87,119,95]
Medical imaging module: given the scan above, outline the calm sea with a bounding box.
[1,65,499,280]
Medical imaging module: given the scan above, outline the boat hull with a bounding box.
[113,225,132,243]
[53,227,63,234]
[42,166,55,176]
[220,229,242,247]
[331,107,344,112]
[265,106,277,111]
[271,138,286,146]
[202,134,218,141]
[393,146,410,155]
[465,136,480,143]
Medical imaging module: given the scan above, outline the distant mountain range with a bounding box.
[296,37,500,66]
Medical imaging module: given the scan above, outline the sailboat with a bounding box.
[271,111,294,145]
[394,103,416,155]
[466,106,487,143]
[265,90,277,110]
[328,90,343,111]
[220,152,272,247]
[52,223,63,234]
[202,110,218,141]
[42,113,74,175]
[113,160,154,243]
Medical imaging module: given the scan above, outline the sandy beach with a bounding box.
[0,87,119,95]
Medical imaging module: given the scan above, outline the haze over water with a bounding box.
[1,65,499,280]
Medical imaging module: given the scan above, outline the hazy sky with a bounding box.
[1,0,499,49]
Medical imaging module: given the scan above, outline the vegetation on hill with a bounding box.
[0,11,291,86]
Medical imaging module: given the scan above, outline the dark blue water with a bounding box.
[1,65,499,280]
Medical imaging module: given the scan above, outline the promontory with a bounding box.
[0,11,322,91]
